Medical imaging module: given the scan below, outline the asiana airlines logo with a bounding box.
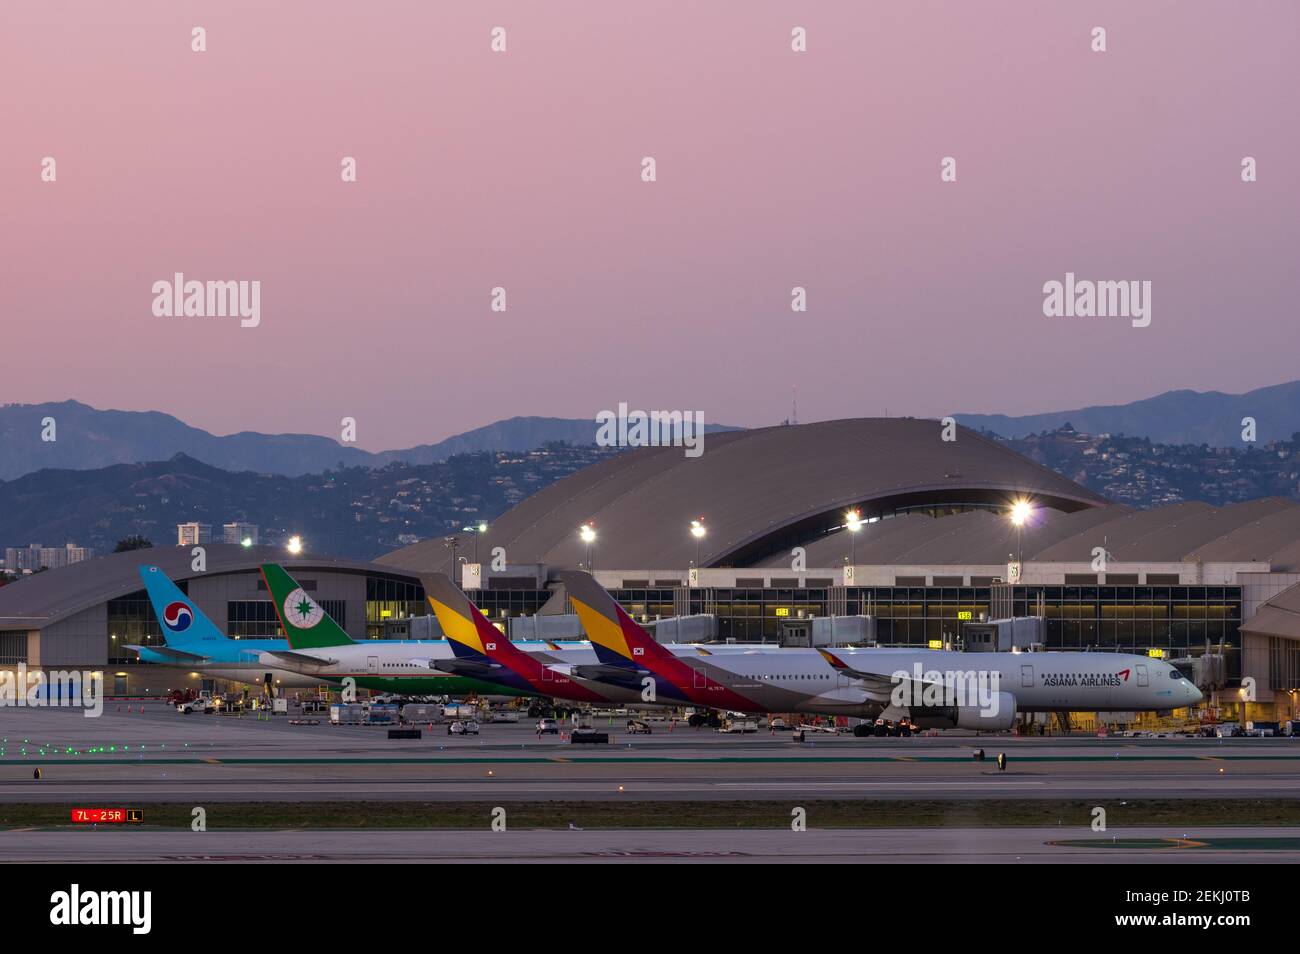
[1042,669,1130,688]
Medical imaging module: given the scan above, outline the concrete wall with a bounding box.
[592,563,1266,588]
[39,604,108,666]
[187,568,369,640]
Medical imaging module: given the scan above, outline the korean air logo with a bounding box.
[162,601,193,632]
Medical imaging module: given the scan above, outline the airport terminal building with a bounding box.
[3,418,1299,721]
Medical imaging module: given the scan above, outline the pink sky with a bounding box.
[2,1,1297,450]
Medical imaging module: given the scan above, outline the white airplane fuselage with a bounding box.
[543,647,1202,721]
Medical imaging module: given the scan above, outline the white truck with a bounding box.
[177,693,215,715]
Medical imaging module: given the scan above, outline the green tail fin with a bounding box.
[260,563,355,649]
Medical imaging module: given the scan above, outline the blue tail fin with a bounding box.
[138,565,229,649]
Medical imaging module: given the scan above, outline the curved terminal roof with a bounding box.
[0,544,403,630]
[380,417,1108,573]
[1186,504,1300,570]
[1242,580,1300,641]
[757,498,1300,570]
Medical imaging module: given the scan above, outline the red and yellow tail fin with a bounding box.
[559,570,670,668]
[423,573,516,663]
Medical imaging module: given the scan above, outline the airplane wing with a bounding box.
[567,663,653,690]
[430,658,507,679]
[259,650,339,669]
[124,644,210,663]
[817,649,942,704]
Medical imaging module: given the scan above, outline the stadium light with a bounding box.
[690,518,706,567]
[286,535,303,555]
[462,522,490,562]
[1008,500,1033,570]
[845,509,862,567]
[240,537,253,548]
[579,523,597,571]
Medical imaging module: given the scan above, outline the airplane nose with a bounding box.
[1187,683,1203,705]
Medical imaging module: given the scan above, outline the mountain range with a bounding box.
[0,445,620,560]
[2,381,1297,483]
[954,379,1300,446]
[0,401,734,482]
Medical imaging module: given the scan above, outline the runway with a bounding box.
[3,704,1299,802]
[3,825,1297,863]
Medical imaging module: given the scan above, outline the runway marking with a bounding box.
[711,781,1047,789]
[5,753,1300,767]
[1049,836,1300,851]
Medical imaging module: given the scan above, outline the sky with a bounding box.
[2,1,1297,451]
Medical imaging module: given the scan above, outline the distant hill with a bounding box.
[367,417,634,467]
[0,401,739,481]
[0,445,622,560]
[955,380,1300,445]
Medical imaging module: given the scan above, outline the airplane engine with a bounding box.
[910,691,1017,732]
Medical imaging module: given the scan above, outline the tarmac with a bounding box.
[2,703,1298,803]
[2,825,1297,863]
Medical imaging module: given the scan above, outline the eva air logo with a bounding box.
[284,588,324,628]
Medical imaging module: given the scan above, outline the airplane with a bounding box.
[131,564,533,697]
[422,571,621,705]
[127,565,324,689]
[421,571,780,709]
[558,570,1203,727]
[256,563,535,698]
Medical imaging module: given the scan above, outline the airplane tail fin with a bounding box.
[558,570,667,668]
[422,572,518,663]
[260,563,354,649]
[138,565,227,648]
